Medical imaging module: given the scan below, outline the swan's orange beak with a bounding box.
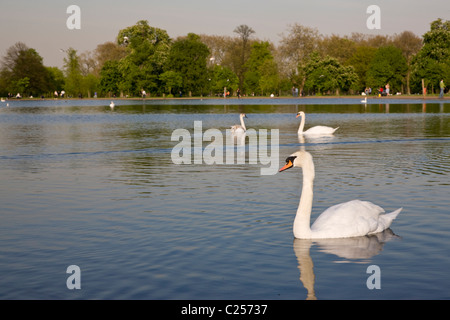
[279,160,293,172]
[296,113,301,118]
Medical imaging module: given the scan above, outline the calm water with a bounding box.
[0,98,449,300]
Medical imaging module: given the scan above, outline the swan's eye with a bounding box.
[285,156,296,164]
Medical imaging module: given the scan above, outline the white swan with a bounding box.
[296,111,338,135]
[231,113,247,133]
[110,101,115,109]
[279,150,402,239]
[361,97,367,103]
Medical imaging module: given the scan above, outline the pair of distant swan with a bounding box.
[230,111,402,239]
[230,111,339,136]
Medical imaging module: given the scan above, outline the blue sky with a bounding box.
[0,0,448,68]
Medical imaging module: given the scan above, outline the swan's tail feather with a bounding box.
[387,207,402,221]
[372,208,402,234]
[383,207,402,229]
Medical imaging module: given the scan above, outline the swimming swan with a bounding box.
[296,111,338,135]
[361,97,367,103]
[231,113,247,133]
[110,101,115,109]
[279,150,402,239]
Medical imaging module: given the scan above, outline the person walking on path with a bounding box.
[439,79,445,99]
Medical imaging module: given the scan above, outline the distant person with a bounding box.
[385,83,390,95]
[440,79,445,99]
[363,87,368,95]
[237,88,241,98]
[142,90,146,99]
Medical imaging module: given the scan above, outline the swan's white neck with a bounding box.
[293,154,315,239]
[298,114,305,134]
[240,115,247,131]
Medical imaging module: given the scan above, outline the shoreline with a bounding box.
[3,94,449,102]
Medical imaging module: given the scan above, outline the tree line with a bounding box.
[1,18,449,98]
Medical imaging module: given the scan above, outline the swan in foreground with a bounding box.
[231,113,247,133]
[110,101,115,109]
[279,150,402,239]
[296,111,338,135]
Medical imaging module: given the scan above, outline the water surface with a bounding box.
[0,99,449,299]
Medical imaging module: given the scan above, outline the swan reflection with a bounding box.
[293,229,399,300]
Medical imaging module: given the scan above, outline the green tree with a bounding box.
[47,66,65,93]
[12,77,30,95]
[304,53,358,95]
[99,60,122,96]
[81,74,98,98]
[209,65,239,96]
[392,31,422,94]
[116,20,171,95]
[412,19,450,93]
[278,24,320,91]
[319,35,357,65]
[366,46,408,93]
[165,33,210,96]
[244,41,278,95]
[233,25,255,91]
[258,59,279,95]
[347,46,377,91]
[63,48,83,97]
[0,42,52,96]
[159,71,182,95]
[94,41,128,76]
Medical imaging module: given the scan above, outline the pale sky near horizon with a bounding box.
[0,0,448,68]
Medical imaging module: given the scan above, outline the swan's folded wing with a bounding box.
[303,126,338,135]
[310,200,385,238]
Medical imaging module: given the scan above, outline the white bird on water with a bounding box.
[296,111,338,135]
[361,97,367,103]
[231,113,247,134]
[279,150,402,239]
[110,101,115,109]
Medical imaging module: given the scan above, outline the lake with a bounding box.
[0,98,449,300]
